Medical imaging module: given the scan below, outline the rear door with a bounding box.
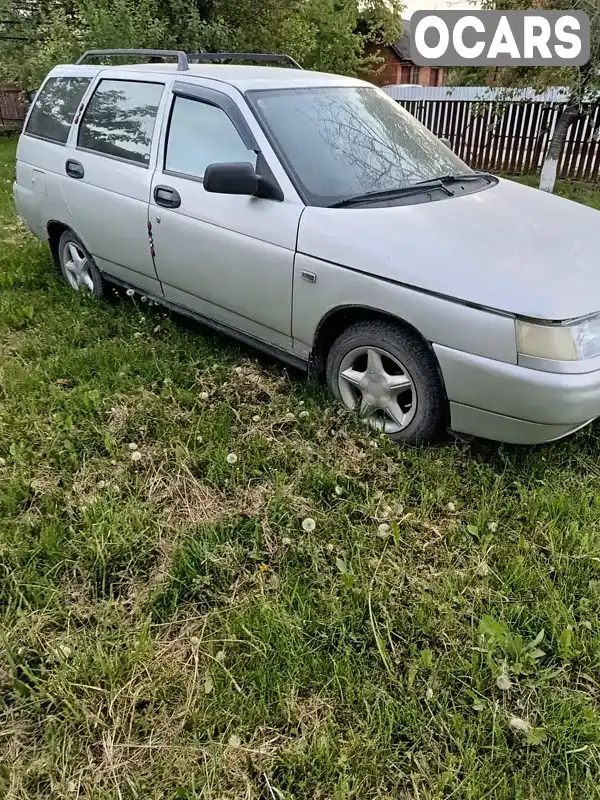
[149,79,303,353]
[62,71,169,295]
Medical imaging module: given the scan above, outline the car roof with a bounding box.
[49,62,370,92]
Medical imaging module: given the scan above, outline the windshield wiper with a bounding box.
[329,180,453,208]
[414,171,494,187]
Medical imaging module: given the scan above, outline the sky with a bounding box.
[402,0,477,18]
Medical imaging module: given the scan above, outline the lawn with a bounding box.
[2,133,600,800]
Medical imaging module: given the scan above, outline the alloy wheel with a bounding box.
[62,241,94,292]
[337,345,416,433]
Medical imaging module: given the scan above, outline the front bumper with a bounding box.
[434,344,600,445]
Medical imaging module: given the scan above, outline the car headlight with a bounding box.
[516,315,600,361]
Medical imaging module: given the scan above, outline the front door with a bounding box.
[63,73,168,295]
[149,82,302,352]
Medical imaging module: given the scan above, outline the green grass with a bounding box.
[2,134,600,799]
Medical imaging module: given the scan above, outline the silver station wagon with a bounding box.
[14,49,600,445]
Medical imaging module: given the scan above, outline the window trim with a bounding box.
[23,75,93,146]
[162,89,259,182]
[76,77,165,167]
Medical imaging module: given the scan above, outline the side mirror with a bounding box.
[439,136,452,150]
[203,162,258,196]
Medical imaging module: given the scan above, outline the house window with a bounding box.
[409,65,420,84]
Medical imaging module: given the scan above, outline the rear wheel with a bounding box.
[325,321,446,444]
[57,230,105,299]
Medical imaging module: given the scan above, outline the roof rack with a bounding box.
[187,52,302,70]
[76,49,190,71]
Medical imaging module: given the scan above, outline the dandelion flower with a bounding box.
[377,523,391,537]
[226,453,238,464]
[497,673,512,691]
[282,537,292,545]
[126,289,135,297]
[97,480,106,490]
[216,650,226,662]
[447,502,456,512]
[327,542,334,552]
[199,391,209,400]
[130,450,142,462]
[299,410,309,419]
[302,517,316,532]
[509,716,530,733]
[228,734,241,747]
[133,331,143,339]
[140,296,148,302]
[252,414,260,422]
[128,442,138,451]
[425,687,434,700]
[488,521,498,532]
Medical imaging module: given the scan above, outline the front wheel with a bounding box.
[325,321,446,444]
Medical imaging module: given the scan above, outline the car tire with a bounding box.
[57,230,105,300]
[325,321,446,444]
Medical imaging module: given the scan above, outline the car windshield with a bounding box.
[248,86,473,207]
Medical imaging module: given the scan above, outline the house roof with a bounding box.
[390,18,411,61]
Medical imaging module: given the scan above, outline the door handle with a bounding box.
[154,185,181,209]
[65,159,84,179]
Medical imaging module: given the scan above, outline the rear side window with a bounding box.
[165,96,256,179]
[78,80,163,165]
[25,77,91,144]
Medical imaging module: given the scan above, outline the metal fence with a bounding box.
[384,87,600,181]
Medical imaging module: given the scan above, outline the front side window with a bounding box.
[165,96,256,179]
[78,80,164,165]
[248,86,472,207]
[25,77,91,144]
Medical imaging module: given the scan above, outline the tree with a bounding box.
[0,0,402,88]
[450,0,600,192]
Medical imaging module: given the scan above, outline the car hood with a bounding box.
[297,178,600,321]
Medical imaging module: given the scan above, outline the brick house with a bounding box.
[364,18,446,88]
